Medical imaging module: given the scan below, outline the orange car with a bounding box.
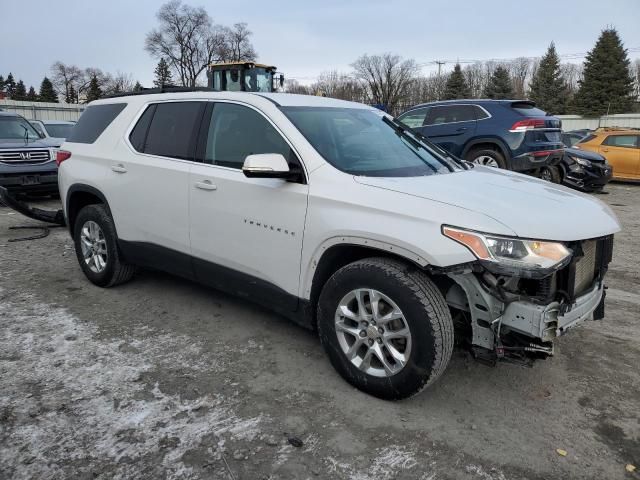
[576,128,640,181]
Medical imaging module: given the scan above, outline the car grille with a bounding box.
[574,240,596,295]
[0,149,51,165]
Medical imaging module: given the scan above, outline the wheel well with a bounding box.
[309,244,423,320]
[464,141,510,163]
[67,191,104,233]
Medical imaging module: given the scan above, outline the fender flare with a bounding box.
[66,184,112,232]
[302,236,430,299]
[462,137,511,162]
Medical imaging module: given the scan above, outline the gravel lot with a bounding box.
[1,183,639,480]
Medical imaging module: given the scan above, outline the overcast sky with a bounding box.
[2,0,639,91]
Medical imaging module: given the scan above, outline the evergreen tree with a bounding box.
[133,81,143,92]
[444,64,471,100]
[66,84,76,104]
[13,80,27,100]
[153,58,173,88]
[85,75,102,103]
[26,86,38,101]
[0,75,5,93]
[5,73,16,98]
[39,77,58,103]
[529,42,570,114]
[573,28,635,116]
[484,66,514,99]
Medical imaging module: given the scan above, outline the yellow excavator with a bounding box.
[206,62,284,93]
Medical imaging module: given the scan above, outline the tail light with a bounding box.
[509,119,545,132]
[55,150,72,166]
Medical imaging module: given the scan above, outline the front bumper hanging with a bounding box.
[0,186,66,226]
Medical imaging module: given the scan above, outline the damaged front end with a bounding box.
[442,229,614,365]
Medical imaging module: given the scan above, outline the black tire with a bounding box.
[539,165,561,184]
[317,257,454,400]
[465,147,508,169]
[73,204,136,287]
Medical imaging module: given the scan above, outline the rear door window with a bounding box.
[143,102,205,160]
[397,108,429,128]
[203,103,290,169]
[425,105,476,125]
[67,103,126,144]
[603,135,639,148]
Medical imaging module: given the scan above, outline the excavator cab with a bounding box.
[207,62,284,93]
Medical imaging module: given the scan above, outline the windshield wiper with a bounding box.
[382,116,457,172]
[392,118,472,171]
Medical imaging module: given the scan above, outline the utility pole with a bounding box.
[434,61,446,100]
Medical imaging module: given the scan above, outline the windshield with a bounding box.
[45,123,74,139]
[0,116,41,141]
[281,107,455,177]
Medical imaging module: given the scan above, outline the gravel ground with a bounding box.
[0,184,639,480]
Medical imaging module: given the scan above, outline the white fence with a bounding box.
[0,99,85,121]
[557,114,640,131]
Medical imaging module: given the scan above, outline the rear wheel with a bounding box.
[73,204,136,287]
[465,148,507,169]
[317,258,454,400]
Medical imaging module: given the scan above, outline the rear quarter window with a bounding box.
[66,103,126,144]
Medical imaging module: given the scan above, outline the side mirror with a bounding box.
[242,153,292,179]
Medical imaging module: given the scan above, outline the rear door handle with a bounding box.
[456,127,467,132]
[195,180,217,191]
[111,164,127,173]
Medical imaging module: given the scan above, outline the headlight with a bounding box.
[569,155,591,167]
[442,226,572,277]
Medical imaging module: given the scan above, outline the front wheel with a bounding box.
[539,165,561,183]
[317,258,454,400]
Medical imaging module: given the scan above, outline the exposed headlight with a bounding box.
[442,226,572,277]
[569,155,591,167]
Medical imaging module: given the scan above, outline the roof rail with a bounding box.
[103,86,214,99]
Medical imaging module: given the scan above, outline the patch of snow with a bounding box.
[0,292,265,479]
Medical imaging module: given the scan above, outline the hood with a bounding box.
[354,166,621,242]
[0,137,62,149]
[565,147,606,163]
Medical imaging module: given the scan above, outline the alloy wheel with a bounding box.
[80,220,108,273]
[334,288,412,378]
[472,155,500,167]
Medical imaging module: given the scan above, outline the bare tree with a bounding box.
[560,62,583,97]
[284,79,311,95]
[222,23,257,62]
[145,0,229,87]
[104,72,136,95]
[50,61,83,102]
[508,57,531,99]
[351,53,419,114]
[313,70,364,102]
[633,58,640,102]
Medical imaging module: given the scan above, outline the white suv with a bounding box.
[57,91,620,399]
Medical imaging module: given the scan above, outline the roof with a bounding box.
[406,99,535,111]
[208,62,276,70]
[0,111,20,117]
[92,91,372,110]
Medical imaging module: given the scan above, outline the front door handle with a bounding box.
[601,148,609,152]
[195,180,217,191]
[456,127,467,132]
[111,164,127,173]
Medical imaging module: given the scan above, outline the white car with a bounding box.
[56,91,620,399]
